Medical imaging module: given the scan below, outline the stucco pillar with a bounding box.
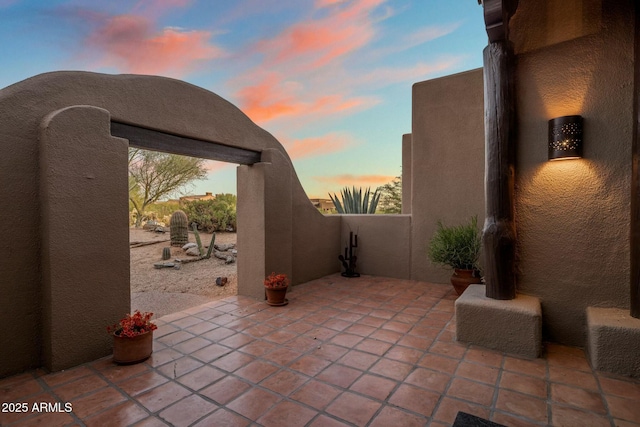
[401,133,412,215]
[40,105,130,372]
[237,148,293,299]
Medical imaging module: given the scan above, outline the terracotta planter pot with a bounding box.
[265,286,288,306]
[112,331,153,364]
[450,269,482,296]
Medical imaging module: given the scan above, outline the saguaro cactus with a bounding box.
[170,210,189,247]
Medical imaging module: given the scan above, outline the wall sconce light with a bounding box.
[548,115,583,161]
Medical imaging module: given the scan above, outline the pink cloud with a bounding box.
[86,14,223,77]
[203,161,231,173]
[318,174,395,187]
[282,133,355,160]
[256,0,385,70]
[237,72,377,124]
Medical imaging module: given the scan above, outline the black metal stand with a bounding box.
[339,231,360,277]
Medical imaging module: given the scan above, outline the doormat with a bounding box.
[452,412,506,427]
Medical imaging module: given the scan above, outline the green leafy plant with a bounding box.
[428,216,481,270]
[328,187,381,214]
[182,194,237,232]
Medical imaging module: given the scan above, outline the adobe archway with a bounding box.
[0,72,341,376]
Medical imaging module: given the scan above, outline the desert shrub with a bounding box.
[182,194,237,232]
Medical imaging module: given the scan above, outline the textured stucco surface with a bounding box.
[410,69,485,283]
[402,134,412,215]
[456,285,542,358]
[0,72,340,377]
[340,215,411,279]
[40,106,130,371]
[587,307,640,377]
[513,0,634,345]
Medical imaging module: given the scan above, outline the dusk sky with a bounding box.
[1,0,487,198]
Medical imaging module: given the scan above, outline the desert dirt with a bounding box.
[129,228,238,317]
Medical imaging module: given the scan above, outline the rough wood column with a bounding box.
[481,0,518,300]
[631,2,640,318]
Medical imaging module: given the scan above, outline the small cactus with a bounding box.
[192,223,204,256]
[162,247,171,260]
[170,210,189,247]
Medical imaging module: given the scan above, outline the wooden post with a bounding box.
[631,2,640,318]
[483,41,517,300]
[481,0,518,300]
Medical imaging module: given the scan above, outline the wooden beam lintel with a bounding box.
[111,121,262,165]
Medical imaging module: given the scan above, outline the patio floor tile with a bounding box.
[69,386,126,419]
[199,376,249,405]
[605,394,640,424]
[455,360,499,385]
[369,405,426,427]
[316,364,362,388]
[83,401,148,427]
[259,369,308,395]
[3,274,640,426]
[290,379,341,410]
[135,381,191,412]
[499,370,547,398]
[550,383,607,414]
[349,373,397,401]
[256,400,317,427]
[226,388,280,420]
[495,389,549,424]
[325,391,381,426]
[192,408,249,427]
[447,377,495,406]
[158,394,217,427]
[174,365,225,391]
[404,367,451,393]
[388,383,440,417]
[550,404,612,427]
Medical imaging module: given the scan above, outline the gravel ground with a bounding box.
[129,228,237,317]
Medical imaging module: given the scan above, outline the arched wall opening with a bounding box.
[0,72,341,376]
[119,125,250,317]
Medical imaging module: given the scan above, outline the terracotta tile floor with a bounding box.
[2,274,640,427]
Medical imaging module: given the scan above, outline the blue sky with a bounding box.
[0,0,487,198]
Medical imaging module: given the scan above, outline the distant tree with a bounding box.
[129,149,207,227]
[182,194,237,232]
[378,176,402,214]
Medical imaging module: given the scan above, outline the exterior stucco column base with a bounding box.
[587,307,640,377]
[455,285,542,358]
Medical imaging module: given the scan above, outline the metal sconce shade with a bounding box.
[548,115,583,160]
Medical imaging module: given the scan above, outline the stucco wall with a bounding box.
[340,215,411,279]
[0,72,340,377]
[410,69,486,284]
[513,0,634,345]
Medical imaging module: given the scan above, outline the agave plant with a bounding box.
[328,186,381,214]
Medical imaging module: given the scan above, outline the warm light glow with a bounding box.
[530,159,601,197]
[548,156,580,161]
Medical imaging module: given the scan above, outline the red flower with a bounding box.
[264,272,289,289]
[107,310,157,337]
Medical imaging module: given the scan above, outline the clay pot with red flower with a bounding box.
[264,272,290,306]
[107,310,158,364]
